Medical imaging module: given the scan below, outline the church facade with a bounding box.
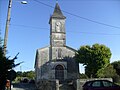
[34,3,79,83]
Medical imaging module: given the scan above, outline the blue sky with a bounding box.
[1,0,120,72]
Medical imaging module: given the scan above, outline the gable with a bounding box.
[34,46,50,68]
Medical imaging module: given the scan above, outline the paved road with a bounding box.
[12,83,36,90]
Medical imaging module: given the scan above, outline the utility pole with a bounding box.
[3,0,27,56]
[3,0,12,56]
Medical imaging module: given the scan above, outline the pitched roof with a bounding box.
[51,3,66,19]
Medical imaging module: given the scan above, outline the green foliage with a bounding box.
[111,61,120,76]
[75,43,112,78]
[0,41,19,90]
[112,74,120,83]
[96,64,116,78]
[110,61,120,84]
[16,71,22,77]
[0,46,15,90]
[26,71,35,79]
[16,70,35,79]
[79,73,88,79]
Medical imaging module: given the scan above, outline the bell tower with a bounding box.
[49,3,66,60]
[35,2,79,83]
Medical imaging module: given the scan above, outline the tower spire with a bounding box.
[51,3,66,19]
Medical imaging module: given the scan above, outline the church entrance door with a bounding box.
[55,65,64,81]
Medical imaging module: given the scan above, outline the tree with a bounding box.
[16,71,22,77]
[0,41,20,90]
[0,46,15,90]
[26,71,35,79]
[0,47,7,90]
[96,64,116,78]
[79,73,88,79]
[75,43,112,78]
[16,71,35,79]
[111,61,120,76]
[22,71,35,79]
[111,61,120,83]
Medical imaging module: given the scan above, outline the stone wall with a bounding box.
[36,79,58,90]
[51,46,76,61]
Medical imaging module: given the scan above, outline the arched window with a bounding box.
[55,65,64,80]
[58,48,62,58]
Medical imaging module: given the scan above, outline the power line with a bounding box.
[10,24,120,36]
[67,31,120,36]
[10,24,48,30]
[32,0,120,29]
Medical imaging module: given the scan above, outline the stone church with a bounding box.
[35,3,79,83]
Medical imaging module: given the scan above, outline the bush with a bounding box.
[80,73,88,79]
[113,74,120,83]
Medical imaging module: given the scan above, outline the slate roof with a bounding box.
[51,3,66,19]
